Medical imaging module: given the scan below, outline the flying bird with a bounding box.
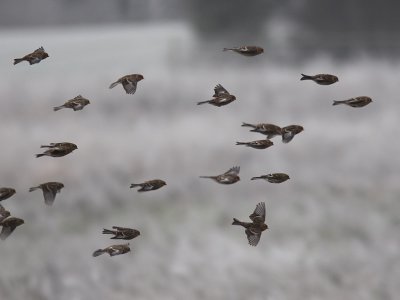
[223,46,264,56]
[92,243,131,257]
[130,179,166,192]
[300,73,338,85]
[281,125,304,143]
[332,96,372,107]
[0,188,16,201]
[251,173,290,183]
[109,74,144,95]
[102,226,140,240]
[13,46,49,65]
[200,166,240,184]
[232,202,268,246]
[197,84,236,107]
[241,122,282,139]
[53,95,90,111]
[0,217,24,240]
[236,139,273,149]
[29,182,64,206]
[36,142,77,158]
[0,204,10,223]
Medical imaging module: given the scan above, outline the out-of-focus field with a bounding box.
[0,23,399,300]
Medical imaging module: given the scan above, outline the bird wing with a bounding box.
[122,80,138,95]
[213,84,229,97]
[0,204,6,214]
[0,225,15,240]
[112,226,131,231]
[245,228,261,246]
[42,189,56,206]
[224,166,240,175]
[282,130,295,144]
[249,202,266,224]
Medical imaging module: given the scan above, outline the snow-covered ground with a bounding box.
[0,23,399,300]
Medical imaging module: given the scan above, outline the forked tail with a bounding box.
[29,186,39,192]
[232,218,242,226]
[102,228,115,235]
[13,58,24,65]
[109,81,120,89]
[197,100,210,105]
[300,74,312,81]
[332,100,344,106]
[241,122,255,128]
[92,249,106,257]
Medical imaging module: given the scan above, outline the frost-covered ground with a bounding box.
[0,23,399,300]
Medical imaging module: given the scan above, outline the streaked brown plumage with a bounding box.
[92,243,131,257]
[281,125,304,143]
[300,73,338,85]
[54,95,90,111]
[236,139,273,149]
[197,84,236,107]
[200,166,240,184]
[223,46,264,56]
[241,122,282,139]
[102,226,140,240]
[0,204,10,223]
[13,46,49,65]
[36,142,77,158]
[109,74,144,95]
[29,182,64,206]
[333,96,372,107]
[130,179,166,192]
[232,202,268,246]
[0,187,16,201]
[0,217,24,240]
[251,173,290,183]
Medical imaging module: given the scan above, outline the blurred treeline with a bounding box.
[1,0,399,58]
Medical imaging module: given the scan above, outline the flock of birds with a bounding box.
[0,45,372,253]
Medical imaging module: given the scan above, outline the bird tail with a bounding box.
[251,177,262,180]
[241,122,255,128]
[197,100,210,105]
[236,142,247,146]
[13,58,24,65]
[29,186,39,192]
[35,154,45,158]
[53,106,64,111]
[300,74,312,81]
[232,218,242,226]
[102,228,115,235]
[332,100,344,106]
[199,176,215,179]
[92,249,106,257]
[130,183,140,188]
[223,48,233,52]
[109,81,120,89]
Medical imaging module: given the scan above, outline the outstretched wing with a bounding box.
[122,79,138,95]
[224,166,240,175]
[249,202,266,224]
[282,130,295,144]
[245,228,261,246]
[213,84,229,97]
[112,226,132,231]
[42,189,56,206]
[0,225,15,240]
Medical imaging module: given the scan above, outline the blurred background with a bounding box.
[0,1,399,299]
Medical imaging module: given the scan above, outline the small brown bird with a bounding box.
[232,202,268,246]
[36,142,77,158]
[0,187,16,201]
[200,166,240,184]
[236,139,273,149]
[109,74,144,95]
[0,217,24,240]
[223,46,264,56]
[241,122,282,139]
[102,226,140,240]
[92,243,131,257]
[0,204,10,223]
[54,95,90,111]
[251,173,290,183]
[197,84,236,107]
[333,96,372,107]
[14,46,49,65]
[130,179,166,192]
[300,73,338,85]
[281,125,304,143]
[29,182,64,205]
